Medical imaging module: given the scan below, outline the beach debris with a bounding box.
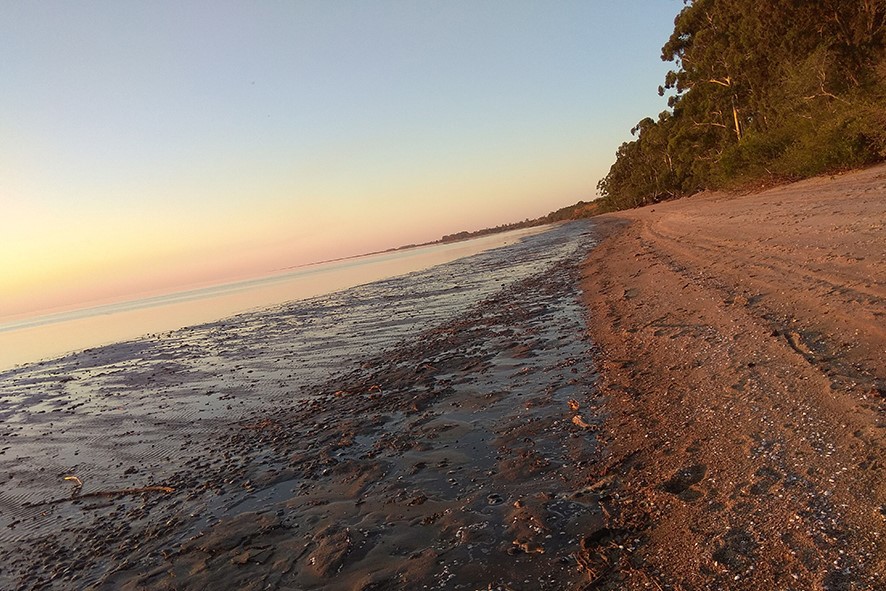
[64,475,84,497]
[63,475,83,487]
[408,493,428,506]
[574,553,600,580]
[511,539,545,554]
[568,399,580,411]
[572,415,594,429]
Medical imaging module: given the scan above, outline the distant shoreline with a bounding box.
[0,225,547,370]
[277,197,604,274]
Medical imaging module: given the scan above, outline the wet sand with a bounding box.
[580,164,885,589]
[1,223,608,590]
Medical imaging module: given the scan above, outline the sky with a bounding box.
[1,0,682,320]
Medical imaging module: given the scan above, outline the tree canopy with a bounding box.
[597,0,886,211]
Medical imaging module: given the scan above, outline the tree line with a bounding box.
[438,201,601,244]
[597,0,886,211]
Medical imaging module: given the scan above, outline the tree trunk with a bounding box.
[731,97,743,141]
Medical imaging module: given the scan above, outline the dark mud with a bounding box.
[0,222,612,590]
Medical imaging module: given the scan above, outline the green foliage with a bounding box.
[436,200,603,246]
[541,200,602,222]
[598,0,886,210]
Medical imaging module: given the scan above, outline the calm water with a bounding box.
[0,227,546,370]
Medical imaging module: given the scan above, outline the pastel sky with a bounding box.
[1,0,681,320]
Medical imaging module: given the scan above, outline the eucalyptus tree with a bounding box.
[597,0,886,211]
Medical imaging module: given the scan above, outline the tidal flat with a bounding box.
[0,222,605,590]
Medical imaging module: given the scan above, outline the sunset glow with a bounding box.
[1,1,678,321]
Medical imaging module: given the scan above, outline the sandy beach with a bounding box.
[1,166,883,590]
[580,163,885,589]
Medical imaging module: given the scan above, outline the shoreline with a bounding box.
[1,165,882,589]
[1,223,605,590]
[580,164,885,588]
[0,226,545,372]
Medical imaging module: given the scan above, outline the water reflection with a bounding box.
[0,227,548,369]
